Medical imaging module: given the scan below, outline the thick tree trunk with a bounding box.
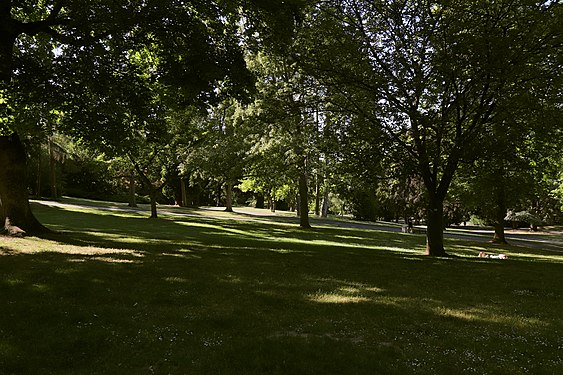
[314,174,320,216]
[425,196,447,256]
[255,193,264,209]
[493,223,507,244]
[0,134,48,235]
[225,182,233,212]
[298,171,311,229]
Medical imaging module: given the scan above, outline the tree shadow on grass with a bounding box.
[29,203,425,259]
[2,242,562,374]
[2,203,563,374]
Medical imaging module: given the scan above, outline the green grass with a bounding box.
[1,200,562,374]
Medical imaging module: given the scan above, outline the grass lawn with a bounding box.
[1,200,562,374]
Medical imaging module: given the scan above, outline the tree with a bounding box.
[301,0,563,255]
[0,0,306,234]
[245,52,325,228]
[185,100,251,212]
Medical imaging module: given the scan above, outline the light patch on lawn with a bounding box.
[307,280,383,304]
[433,306,550,328]
[308,292,370,304]
[0,236,144,260]
[89,256,141,264]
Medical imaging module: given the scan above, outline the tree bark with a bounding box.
[298,170,311,229]
[321,185,329,218]
[180,178,187,207]
[48,138,58,199]
[425,196,447,256]
[314,174,320,216]
[266,191,273,211]
[0,134,48,235]
[225,182,233,212]
[36,152,42,198]
[255,193,264,209]
[129,157,164,219]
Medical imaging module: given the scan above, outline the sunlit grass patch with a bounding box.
[308,292,370,304]
[0,236,144,259]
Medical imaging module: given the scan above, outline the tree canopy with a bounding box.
[1,0,562,257]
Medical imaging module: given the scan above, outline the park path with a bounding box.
[32,199,563,252]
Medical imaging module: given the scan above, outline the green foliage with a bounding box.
[505,210,543,226]
[553,171,563,212]
[186,100,249,183]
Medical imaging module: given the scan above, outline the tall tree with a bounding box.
[246,52,323,228]
[185,100,251,212]
[302,0,563,255]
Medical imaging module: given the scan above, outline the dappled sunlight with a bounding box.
[305,278,387,304]
[0,199,557,375]
[432,306,550,329]
[308,293,370,304]
[0,235,145,261]
[301,276,555,331]
[89,256,141,264]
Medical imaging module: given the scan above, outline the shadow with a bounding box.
[1,201,561,374]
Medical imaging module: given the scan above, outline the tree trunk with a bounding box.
[299,171,311,229]
[128,174,137,208]
[48,138,58,199]
[255,193,264,209]
[0,134,48,235]
[180,178,187,207]
[266,191,272,211]
[425,196,447,256]
[321,185,329,218]
[36,152,41,198]
[314,174,320,216]
[225,182,233,212]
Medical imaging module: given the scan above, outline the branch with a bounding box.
[17,1,70,40]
